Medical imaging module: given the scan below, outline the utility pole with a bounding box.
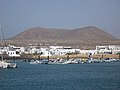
[119,53,120,60]
[47,47,49,61]
[38,44,41,60]
[67,54,69,60]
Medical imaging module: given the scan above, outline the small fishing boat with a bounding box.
[30,60,42,64]
[0,61,17,68]
[48,59,66,64]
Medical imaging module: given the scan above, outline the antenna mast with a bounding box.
[0,24,3,61]
[0,25,6,47]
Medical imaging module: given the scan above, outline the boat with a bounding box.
[103,58,115,62]
[63,58,79,64]
[30,59,48,64]
[48,59,66,64]
[30,60,42,64]
[0,61,17,68]
[0,25,17,68]
[86,58,100,63]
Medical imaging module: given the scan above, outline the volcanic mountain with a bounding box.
[10,26,116,40]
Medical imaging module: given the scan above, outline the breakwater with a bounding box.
[2,54,120,60]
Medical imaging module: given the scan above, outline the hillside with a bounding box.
[11,27,69,40]
[10,26,116,40]
[63,26,116,40]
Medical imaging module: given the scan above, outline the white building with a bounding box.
[49,46,80,55]
[79,50,96,55]
[7,50,20,57]
[96,45,120,54]
[0,45,21,57]
[25,45,80,56]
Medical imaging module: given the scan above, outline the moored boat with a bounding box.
[0,61,17,68]
[30,60,42,64]
[0,25,17,69]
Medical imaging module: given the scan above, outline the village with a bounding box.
[0,44,120,59]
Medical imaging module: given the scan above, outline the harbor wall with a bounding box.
[1,54,120,60]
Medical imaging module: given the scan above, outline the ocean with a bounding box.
[0,60,120,90]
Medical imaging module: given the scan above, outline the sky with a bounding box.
[0,0,120,39]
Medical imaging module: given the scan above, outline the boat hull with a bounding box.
[0,61,17,68]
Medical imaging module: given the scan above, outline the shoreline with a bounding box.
[2,54,120,60]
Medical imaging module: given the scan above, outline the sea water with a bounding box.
[0,60,120,90]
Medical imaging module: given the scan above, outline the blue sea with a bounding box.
[0,60,120,90]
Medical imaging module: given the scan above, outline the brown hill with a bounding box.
[63,26,116,40]
[11,27,69,40]
[10,26,116,40]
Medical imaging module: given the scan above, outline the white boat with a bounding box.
[30,60,42,64]
[0,25,17,68]
[86,58,100,63]
[63,59,79,64]
[30,59,49,64]
[48,59,66,64]
[0,61,17,68]
[103,58,114,62]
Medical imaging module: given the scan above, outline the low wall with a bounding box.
[2,54,120,60]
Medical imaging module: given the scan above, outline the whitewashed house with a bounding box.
[0,45,21,57]
[7,50,20,57]
[49,46,80,55]
[6,45,20,57]
[96,45,120,54]
[40,48,52,56]
[79,50,96,55]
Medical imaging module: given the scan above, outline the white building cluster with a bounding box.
[0,45,24,57]
[96,45,120,54]
[24,45,80,56]
[0,45,120,57]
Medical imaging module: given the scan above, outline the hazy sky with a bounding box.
[0,0,120,38]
